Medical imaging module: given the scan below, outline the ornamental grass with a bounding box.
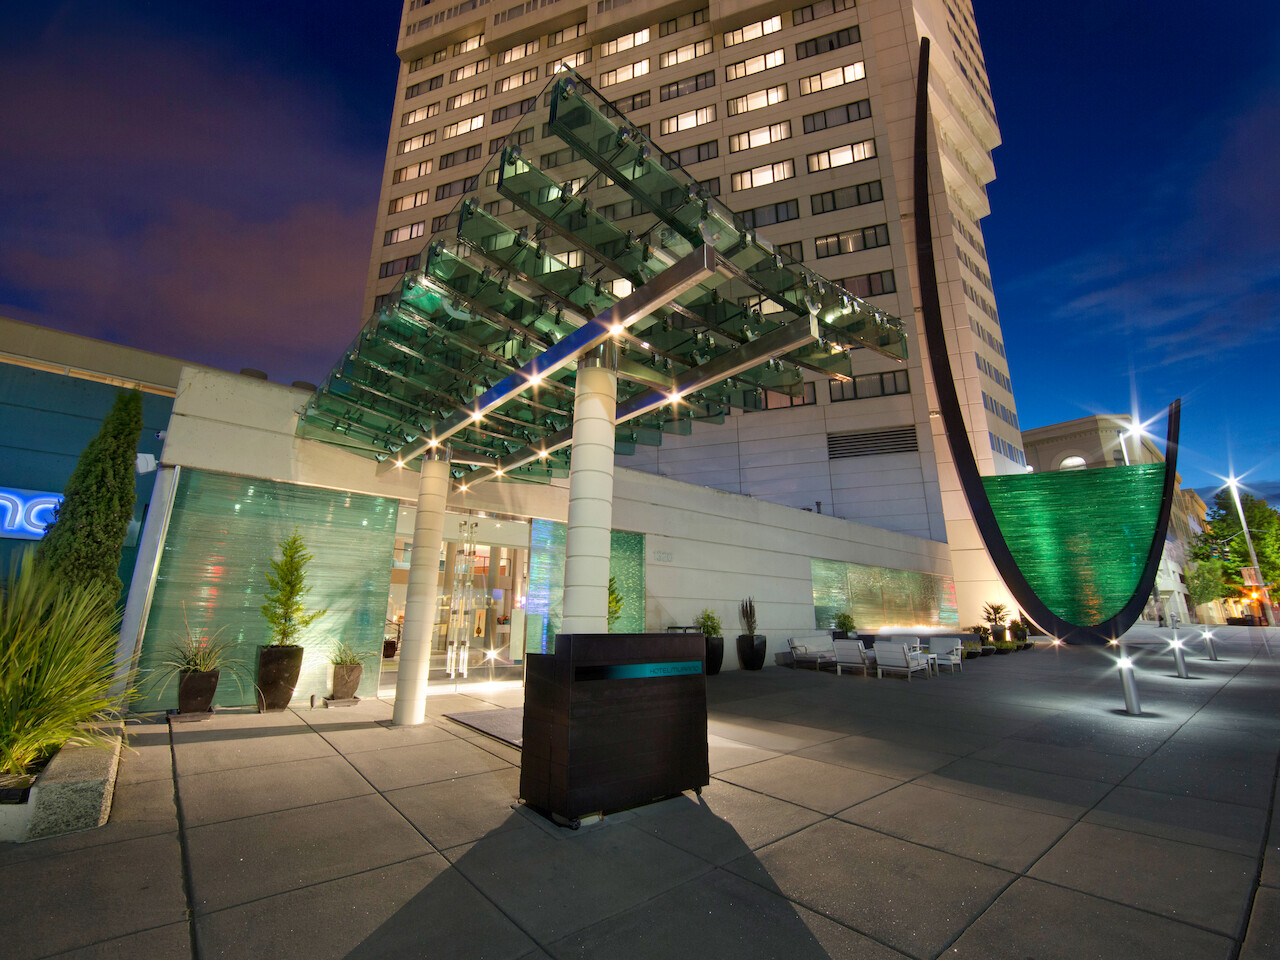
[0,552,128,778]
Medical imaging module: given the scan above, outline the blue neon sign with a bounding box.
[0,487,63,540]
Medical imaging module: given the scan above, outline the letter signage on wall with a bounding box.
[0,487,62,540]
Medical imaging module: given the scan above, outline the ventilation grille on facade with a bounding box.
[827,427,918,460]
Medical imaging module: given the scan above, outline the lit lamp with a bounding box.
[1226,476,1275,627]
[1202,630,1220,661]
[1117,648,1141,715]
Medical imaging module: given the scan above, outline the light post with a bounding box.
[1170,617,1188,678]
[1202,629,1220,661]
[1118,647,1141,715]
[1226,476,1275,627]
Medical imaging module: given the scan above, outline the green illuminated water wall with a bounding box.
[981,464,1165,625]
[812,559,959,630]
[134,469,397,712]
[525,519,644,652]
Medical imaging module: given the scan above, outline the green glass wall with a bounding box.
[135,469,397,712]
[981,464,1165,625]
[525,519,644,652]
[812,559,959,631]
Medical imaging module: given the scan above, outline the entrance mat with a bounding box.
[444,707,524,749]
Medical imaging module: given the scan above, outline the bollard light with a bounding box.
[1118,651,1142,715]
[1171,635,1188,679]
[1203,630,1220,661]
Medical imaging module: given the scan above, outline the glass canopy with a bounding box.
[299,69,908,487]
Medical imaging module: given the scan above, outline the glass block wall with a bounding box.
[812,559,959,631]
[525,519,645,652]
[134,468,397,712]
[982,464,1164,625]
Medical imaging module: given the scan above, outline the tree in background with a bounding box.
[261,529,327,646]
[1186,558,1230,609]
[1191,490,1280,591]
[35,390,143,603]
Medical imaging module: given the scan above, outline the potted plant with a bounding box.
[831,611,856,640]
[968,624,995,655]
[153,603,244,716]
[694,608,724,676]
[258,529,326,712]
[737,597,766,671]
[960,638,982,660]
[327,641,374,703]
[1011,615,1030,648]
[983,603,1009,644]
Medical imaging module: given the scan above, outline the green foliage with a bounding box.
[1192,490,1280,588]
[35,390,143,602]
[1187,559,1231,608]
[991,638,1017,651]
[694,608,722,638]
[148,602,248,703]
[261,529,326,646]
[833,611,856,634]
[607,576,624,629]
[961,638,982,653]
[328,641,376,666]
[967,624,991,642]
[0,551,129,778]
[740,597,758,635]
[982,602,1009,626]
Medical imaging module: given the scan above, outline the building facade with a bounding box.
[362,0,1023,624]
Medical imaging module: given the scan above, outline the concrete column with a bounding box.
[561,349,618,635]
[393,448,451,726]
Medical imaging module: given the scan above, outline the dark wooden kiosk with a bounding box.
[520,632,710,826]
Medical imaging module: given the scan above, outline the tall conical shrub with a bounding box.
[36,390,143,603]
[261,529,327,646]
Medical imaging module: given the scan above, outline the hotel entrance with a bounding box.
[382,505,530,694]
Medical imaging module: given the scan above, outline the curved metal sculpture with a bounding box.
[912,37,1181,644]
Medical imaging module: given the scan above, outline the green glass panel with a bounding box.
[524,519,646,653]
[811,558,959,630]
[134,469,397,712]
[982,464,1165,625]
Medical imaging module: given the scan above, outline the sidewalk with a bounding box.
[3,629,1278,959]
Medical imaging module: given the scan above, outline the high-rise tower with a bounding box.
[363,0,1021,623]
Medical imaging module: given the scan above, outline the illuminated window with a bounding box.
[798,61,865,95]
[728,120,791,153]
[498,39,540,65]
[724,16,781,47]
[660,70,715,101]
[725,49,784,82]
[446,86,488,111]
[807,138,876,172]
[442,114,485,139]
[659,104,717,135]
[659,38,713,69]
[392,160,433,183]
[601,28,649,57]
[383,221,426,245]
[495,68,540,93]
[814,223,889,257]
[599,58,650,87]
[726,83,788,116]
[730,158,795,191]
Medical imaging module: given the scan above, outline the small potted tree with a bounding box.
[694,608,724,676]
[258,529,326,712]
[1011,615,1031,649]
[968,624,994,655]
[832,612,856,640]
[737,597,766,671]
[154,602,244,717]
[983,603,1009,644]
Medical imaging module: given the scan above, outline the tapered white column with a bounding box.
[561,349,618,635]
[393,448,450,725]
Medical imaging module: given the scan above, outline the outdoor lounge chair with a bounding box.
[787,635,837,670]
[834,639,876,677]
[928,636,963,674]
[875,642,931,681]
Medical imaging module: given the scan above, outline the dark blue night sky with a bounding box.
[1,1,1276,496]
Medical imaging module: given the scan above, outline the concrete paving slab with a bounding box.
[50,922,192,959]
[171,713,338,777]
[708,716,846,753]
[303,715,460,754]
[707,735,781,774]
[0,775,178,866]
[725,817,1013,960]
[855,717,1003,757]
[1263,801,1280,890]
[947,877,1234,960]
[195,852,537,960]
[969,737,1143,784]
[443,817,712,942]
[1084,785,1269,856]
[0,831,188,960]
[1028,821,1256,937]
[838,781,1073,872]
[185,792,433,913]
[715,754,901,814]
[384,767,528,850]
[795,733,957,780]
[178,753,376,826]
[1240,886,1280,960]
[468,736,524,766]
[115,724,175,784]
[546,866,907,960]
[915,757,1114,819]
[625,782,824,864]
[343,737,513,792]
[1122,741,1278,809]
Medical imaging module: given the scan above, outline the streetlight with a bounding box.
[1226,476,1275,627]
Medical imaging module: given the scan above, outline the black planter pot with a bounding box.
[178,669,220,714]
[737,634,766,671]
[704,636,724,676]
[831,630,848,640]
[331,663,363,700]
[963,650,980,659]
[980,646,995,656]
[257,645,304,712]
[991,625,1007,644]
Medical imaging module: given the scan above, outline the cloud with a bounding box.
[0,17,386,382]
